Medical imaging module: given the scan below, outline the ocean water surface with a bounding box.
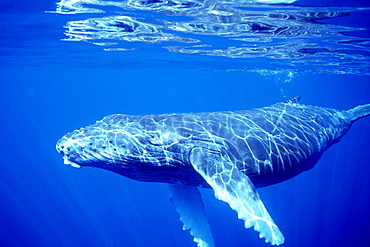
[1,0,370,246]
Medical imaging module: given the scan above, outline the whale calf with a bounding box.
[56,97,370,246]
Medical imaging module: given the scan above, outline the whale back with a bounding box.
[224,98,349,187]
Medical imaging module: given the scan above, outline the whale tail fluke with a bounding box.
[346,103,370,122]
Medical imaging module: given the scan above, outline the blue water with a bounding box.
[1,0,370,246]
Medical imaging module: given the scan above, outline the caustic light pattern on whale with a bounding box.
[56,97,370,246]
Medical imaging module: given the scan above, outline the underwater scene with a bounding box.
[1,0,370,246]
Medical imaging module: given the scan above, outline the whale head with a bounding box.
[55,114,203,184]
[56,114,174,170]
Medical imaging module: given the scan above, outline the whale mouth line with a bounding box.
[63,157,81,168]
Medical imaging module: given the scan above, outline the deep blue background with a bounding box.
[1,0,370,246]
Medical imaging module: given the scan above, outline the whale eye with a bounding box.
[182,130,191,137]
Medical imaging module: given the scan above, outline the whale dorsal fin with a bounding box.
[284,96,301,104]
[272,97,301,108]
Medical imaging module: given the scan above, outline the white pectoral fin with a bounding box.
[169,184,215,247]
[190,148,284,246]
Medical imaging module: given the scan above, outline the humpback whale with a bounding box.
[56,97,370,246]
